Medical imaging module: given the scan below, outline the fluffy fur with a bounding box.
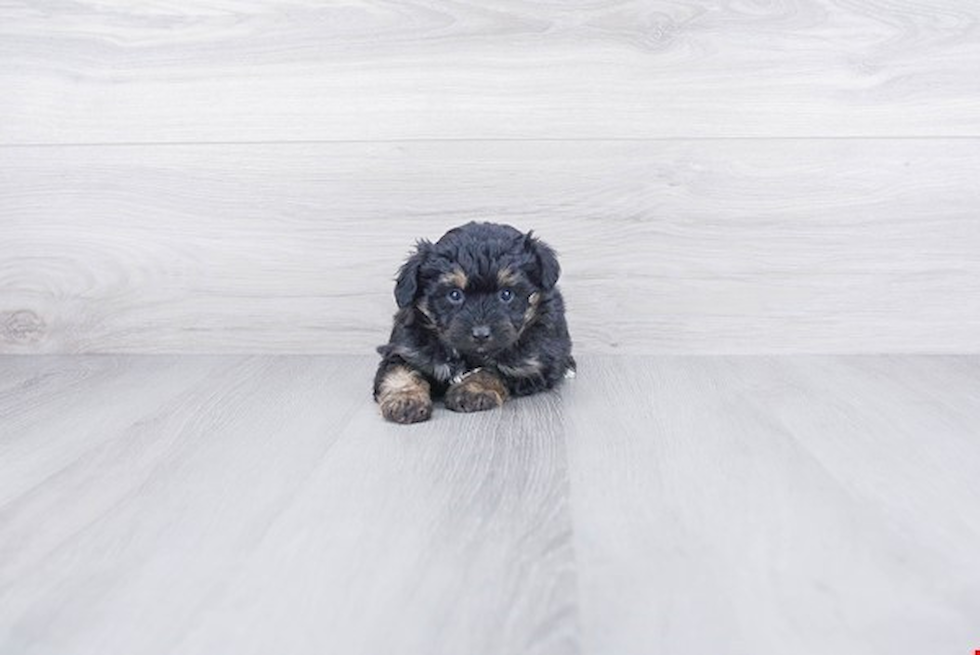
[374,222,575,423]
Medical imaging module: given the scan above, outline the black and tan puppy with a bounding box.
[374,222,575,423]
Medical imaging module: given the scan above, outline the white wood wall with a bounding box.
[2,1,979,354]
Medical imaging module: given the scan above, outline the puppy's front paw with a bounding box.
[444,369,509,413]
[445,386,502,413]
[381,393,433,424]
[377,365,433,424]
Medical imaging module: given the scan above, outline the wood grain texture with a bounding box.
[3,355,980,653]
[0,355,578,655]
[563,355,980,655]
[3,0,980,143]
[2,140,979,354]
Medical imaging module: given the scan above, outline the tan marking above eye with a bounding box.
[439,269,468,289]
[497,268,522,287]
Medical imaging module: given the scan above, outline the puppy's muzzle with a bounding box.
[471,325,492,343]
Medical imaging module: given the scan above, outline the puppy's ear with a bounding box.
[524,231,561,290]
[394,240,431,308]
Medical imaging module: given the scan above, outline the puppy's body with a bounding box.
[374,222,574,423]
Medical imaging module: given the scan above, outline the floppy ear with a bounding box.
[524,231,561,290]
[394,241,430,308]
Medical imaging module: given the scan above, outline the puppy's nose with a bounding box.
[471,325,492,342]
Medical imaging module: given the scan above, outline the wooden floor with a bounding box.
[4,1,980,355]
[2,355,979,655]
[4,3,980,652]
[4,139,980,355]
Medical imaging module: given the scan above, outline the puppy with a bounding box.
[374,222,575,423]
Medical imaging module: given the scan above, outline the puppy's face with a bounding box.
[393,222,560,357]
[423,267,535,355]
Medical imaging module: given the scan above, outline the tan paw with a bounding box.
[444,384,504,413]
[381,393,433,424]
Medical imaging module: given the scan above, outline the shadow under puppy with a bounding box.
[374,222,575,423]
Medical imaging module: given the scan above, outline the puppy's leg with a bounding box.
[444,369,509,413]
[497,353,574,396]
[376,364,433,424]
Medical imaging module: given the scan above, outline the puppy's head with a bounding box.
[394,222,560,356]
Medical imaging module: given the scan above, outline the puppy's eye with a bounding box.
[447,288,465,305]
[499,288,515,303]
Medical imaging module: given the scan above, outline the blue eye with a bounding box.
[499,288,515,303]
[447,289,465,304]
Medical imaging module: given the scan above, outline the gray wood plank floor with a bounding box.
[2,355,978,655]
[4,2,980,355]
[3,1,980,143]
[3,140,979,355]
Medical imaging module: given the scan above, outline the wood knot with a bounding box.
[1,309,47,344]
